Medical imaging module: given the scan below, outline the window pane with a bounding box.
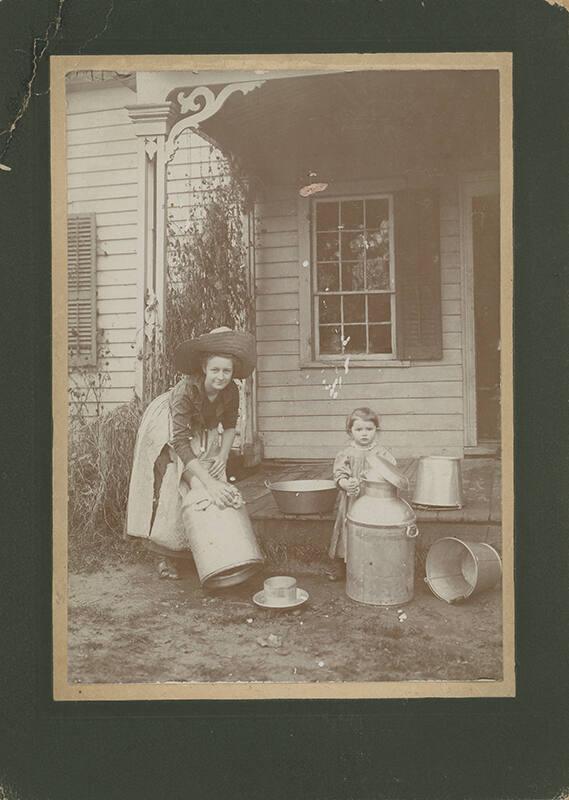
[343,325,366,353]
[368,293,391,322]
[317,232,339,261]
[369,324,392,354]
[319,295,341,324]
[316,263,340,292]
[341,200,364,229]
[319,326,342,354]
[341,261,364,291]
[365,198,389,229]
[343,294,365,323]
[316,201,339,231]
[366,256,391,289]
[341,231,366,260]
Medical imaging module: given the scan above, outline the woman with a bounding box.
[126,327,257,580]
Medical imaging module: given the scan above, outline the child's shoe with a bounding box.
[325,560,346,582]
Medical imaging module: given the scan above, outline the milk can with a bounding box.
[183,501,264,590]
[346,459,418,606]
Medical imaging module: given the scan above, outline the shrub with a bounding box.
[68,399,144,572]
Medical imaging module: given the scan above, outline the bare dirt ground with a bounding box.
[68,560,502,684]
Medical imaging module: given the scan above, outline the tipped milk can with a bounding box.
[346,458,418,606]
[182,502,264,590]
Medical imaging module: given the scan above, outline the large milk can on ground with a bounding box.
[346,462,418,606]
[183,502,264,590]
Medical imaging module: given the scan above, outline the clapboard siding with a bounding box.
[96,312,137,331]
[256,309,299,326]
[68,139,138,159]
[258,397,463,416]
[69,197,138,214]
[67,153,137,173]
[67,125,134,146]
[254,178,466,457]
[256,293,298,312]
[97,269,137,287]
[257,364,463,387]
[257,324,300,342]
[259,414,463,432]
[96,223,138,241]
[256,245,298,265]
[67,83,139,409]
[258,381,462,403]
[257,340,300,356]
[256,261,299,279]
[97,284,137,301]
[264,444,463,460]
[256,277,299,295]
[67,107,135,130]
[68,185,138,203]
[262,430,463,449]
[68,169,137,189]
[95,254,140,272]
[443,316,461,332]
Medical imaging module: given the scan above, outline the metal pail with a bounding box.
[183,502,264,590]
[412,455,463,508]
[424,537,502,603]
[346,522,419,606]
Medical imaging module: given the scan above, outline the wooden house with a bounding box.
[66,67,502,461]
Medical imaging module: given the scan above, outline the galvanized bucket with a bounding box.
[346,478,419,606]
[424,537,502,603]
[183,502,264,590]
[412,455,463,509]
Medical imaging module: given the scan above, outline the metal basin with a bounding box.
[266,479,338,515]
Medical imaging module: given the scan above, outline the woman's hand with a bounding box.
[204,478,236,509]
[208,456,227,480]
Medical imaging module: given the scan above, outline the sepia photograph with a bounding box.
[51,53,514,700]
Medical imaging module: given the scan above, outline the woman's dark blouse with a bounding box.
[169,375,240,465]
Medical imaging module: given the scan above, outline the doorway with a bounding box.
[460,173,500,450]
[472,193,500,442]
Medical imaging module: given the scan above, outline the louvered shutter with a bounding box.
[394,188,442,360]
[68,213,97,366]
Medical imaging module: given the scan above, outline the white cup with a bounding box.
[263,576,297,606]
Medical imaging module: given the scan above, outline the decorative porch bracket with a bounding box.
[164,81,265,163]
[125,81,264,403]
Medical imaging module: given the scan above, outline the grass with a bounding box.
[68,400,145,572]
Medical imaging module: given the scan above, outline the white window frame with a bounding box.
[298,178,411,368]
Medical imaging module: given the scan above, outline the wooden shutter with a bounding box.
[394,188,442,360]
[68,213,97,366]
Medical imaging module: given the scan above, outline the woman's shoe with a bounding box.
[157,558,181,579]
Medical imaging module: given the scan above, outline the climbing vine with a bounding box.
[146,164,254,395]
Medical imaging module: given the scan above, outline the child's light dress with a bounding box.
[329,442,397,560]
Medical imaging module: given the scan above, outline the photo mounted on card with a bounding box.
[51,53,514,701]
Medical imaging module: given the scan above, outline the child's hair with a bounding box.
[346,407,380,433]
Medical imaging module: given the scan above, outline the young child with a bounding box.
[327,407,397,579]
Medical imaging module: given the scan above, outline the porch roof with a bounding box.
[189,70,500,185]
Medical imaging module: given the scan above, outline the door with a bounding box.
[460,173,500,449]
[472,193,500,441]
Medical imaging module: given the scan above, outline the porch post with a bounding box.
[126,102,176,403]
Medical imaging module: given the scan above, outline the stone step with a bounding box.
[253,517,502,565]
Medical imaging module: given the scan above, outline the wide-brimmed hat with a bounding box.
[173,327,257,379]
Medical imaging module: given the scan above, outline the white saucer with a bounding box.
[252,588,309,609]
